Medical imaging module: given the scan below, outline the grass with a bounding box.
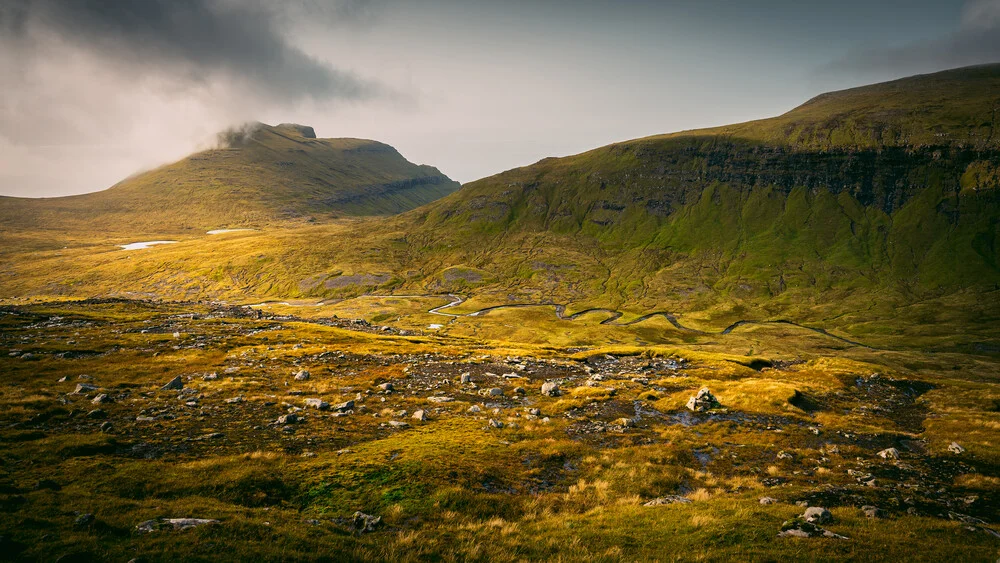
[0,66,999,561]
[0,299,997,561]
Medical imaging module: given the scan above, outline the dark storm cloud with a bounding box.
[825,0,1000,76]
[0,0,382,102]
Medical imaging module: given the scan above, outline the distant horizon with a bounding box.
[3,0,1000,197]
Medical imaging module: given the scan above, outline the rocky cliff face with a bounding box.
[408,67,1000,302]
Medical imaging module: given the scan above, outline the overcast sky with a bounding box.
[1,0,998,197]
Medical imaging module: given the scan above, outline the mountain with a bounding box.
[399,65,1000,316]
[0,122,460,235]
[1,66,998,339]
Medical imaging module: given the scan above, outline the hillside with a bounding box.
[0,123,459,236]
[1,66,999,340]
[396,65,1000,317]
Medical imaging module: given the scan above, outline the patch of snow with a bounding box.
[207,229,254,235]
[119,241,178,251]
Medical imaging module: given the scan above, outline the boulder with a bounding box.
[304,398,329,410]
[276,413,299,425]
[412,410,428,421]
[778,518,847,539]
[643,495,692,506]
[352,511,380,534]
[488,419,505,429]
[377,382,393,392]
[861,505,886,519]
[293,370,310,381]
[541,381,560,397]
[948,442,966,454]
[91,394,112,404]
[460,373,472,384]
[487,387,503,397]
[686,387,721,412]
[136,518,219,534]
[759,497,778,505]
[333,400,355,412]
[73,383,98,395]
[877,448,900,460]
[803,507,833,525]
[160,376,183,391]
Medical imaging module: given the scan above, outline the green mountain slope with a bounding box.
[402,65,1000,309]
[0,123,460,235]
[1,66,998,341]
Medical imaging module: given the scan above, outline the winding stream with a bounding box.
[251,293,872,349]
[419,294,872,348]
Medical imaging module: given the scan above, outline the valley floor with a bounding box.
[1,299,998,561]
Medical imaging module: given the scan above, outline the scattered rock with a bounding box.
[276,413,299,425]
[203,373,218,381]
[136,518,219,534]
[686,387,721,412]
[388,421,409,428]
[643,495,692,506]
[487,387,503,397]
[613,417,635,428]
[778,518,848,539]
[377,382,393,392]
[333,400,355,412]
[91,394,112,404]
[304,398,329,410]
[293,370,310,381]
[759,497,778,505]
[861,505,886,519]
[73,383,97,395]
[225,396,244,404]
[86,409,106,419]
[513,387,526,395]
[412,410,428,421]
[352,511,381,534]
[160,377,183,391]
[541,381,560,397]
[460,373,472,384]
[948,442,966,454]
[468,405,482,413]
[99,421,113,433]
[777,450,793,460]
[428,396,454,403]
[877,447,900,460]
[803,507,833,525]
[488,419,505,429]
[73,513,95,529]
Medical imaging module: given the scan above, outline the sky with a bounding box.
[1,0,999,197]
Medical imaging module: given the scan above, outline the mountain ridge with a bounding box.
[0,122,460,235]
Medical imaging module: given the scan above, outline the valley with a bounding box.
[1,65,999,561]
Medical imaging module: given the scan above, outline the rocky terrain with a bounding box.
[1,299,997,561]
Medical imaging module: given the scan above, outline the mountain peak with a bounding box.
[275,123,317,139]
